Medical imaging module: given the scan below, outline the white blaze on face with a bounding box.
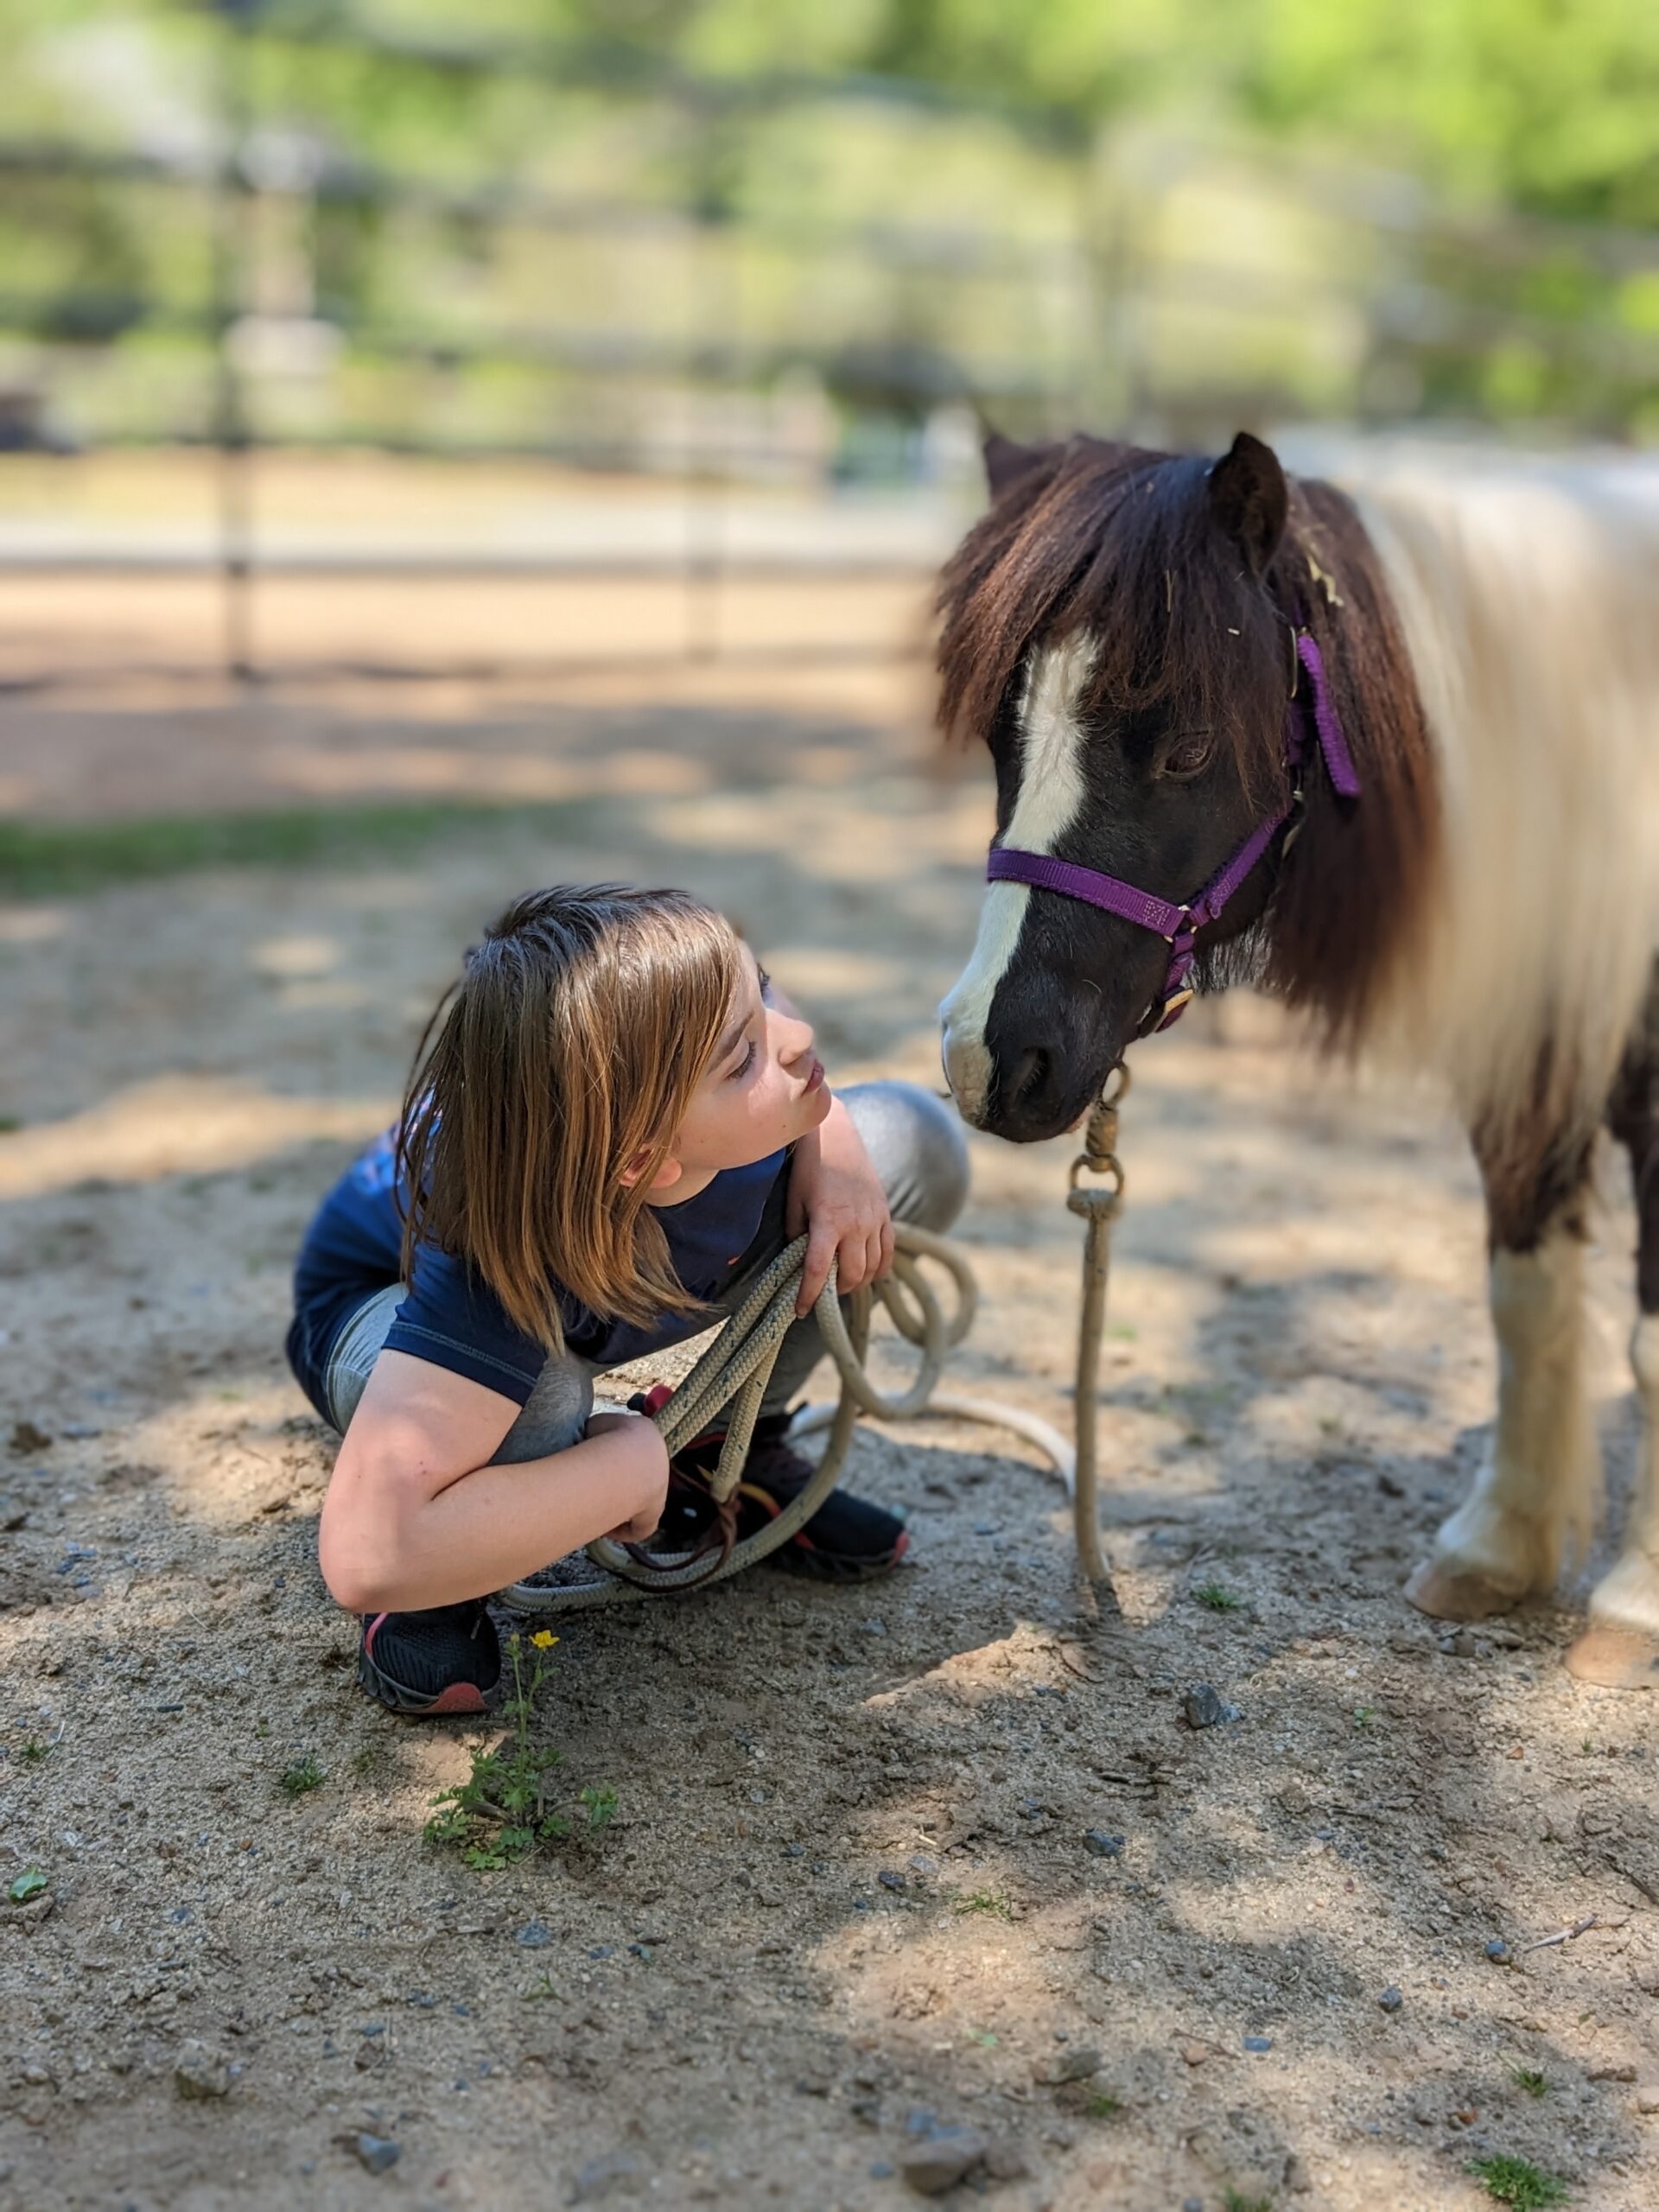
[939,632,1097,1122]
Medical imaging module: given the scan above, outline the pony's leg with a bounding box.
[1568,986,1659,1687]
[1406,1125,1599,1621]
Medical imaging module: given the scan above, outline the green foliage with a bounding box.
[951,1887,1014,1919]
[1193,1580,1243,1613]
[1468,2155,1569,2210]
[1351,1704,1376,1731]
[279,1756,326,1796]
[8,1869,49,1904]
[1511,2067,1549,2098]
[1223,2190,1275,2212]
[424,1631,617,1872]
[1081,2089,1122,2120]
[0,800,588,899]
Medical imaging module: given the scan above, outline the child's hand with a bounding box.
[786,1097,894,1316]
[586,1409,669,1541]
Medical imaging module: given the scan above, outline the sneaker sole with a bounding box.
[356,1643,501,1719]
[764,1529,910,1584]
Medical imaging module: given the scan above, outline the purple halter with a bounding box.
[986,630,1360,1033]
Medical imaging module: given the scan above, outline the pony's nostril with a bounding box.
[1008,1046,1050,1106]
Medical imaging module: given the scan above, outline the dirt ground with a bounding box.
[2,639,1656,2212]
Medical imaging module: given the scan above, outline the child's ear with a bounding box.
[619,1147,683,1193]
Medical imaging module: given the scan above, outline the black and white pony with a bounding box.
[937,429,1659,1686]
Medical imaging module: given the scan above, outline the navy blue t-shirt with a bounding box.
[286,1127,789,1424]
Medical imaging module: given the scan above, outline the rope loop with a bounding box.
[502,1221,985,1615]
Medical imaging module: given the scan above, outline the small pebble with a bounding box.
[1183,1683,1243,1728]
[1484,1940,1513,1965]
[1083,1829,1126,1859]
[878,1870,906,1893]
[899,2126,987,2196]
[514,1920,552,1948]
[1378,1986,1403,2013]
[348,2134,401,2177]
[1243,2034,1273,2053]
[1184,2200,1205,2212]
[173,2042,233,2101]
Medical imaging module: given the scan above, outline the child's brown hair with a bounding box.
[397,884,745,1352]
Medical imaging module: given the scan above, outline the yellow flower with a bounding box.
[530,1630,558,1650]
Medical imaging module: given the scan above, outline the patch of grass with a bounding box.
[950,1888,1015,1921]
[1223,2190,1274,2212]
[520,1974,561,2003]
[0,799,591,900]
[0,1115,22,1135]
[18,1737,52,1764]
[1468,2154,1569,2209]
[425,1630,616,1872]
[350,1743,388,1777]
[1511,2067,1550,2099]
[278,1757,326,1798]
[1194,1580,1243,1613]
[1081,2090,1122,2120]
[1352,1704,1377,1731]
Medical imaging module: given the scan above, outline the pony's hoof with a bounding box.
[1403,1558,1521,1621]
[1564,1625,1659,1689]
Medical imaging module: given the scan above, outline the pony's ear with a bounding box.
[1207,430,1288,575]
[982,429,1050,500]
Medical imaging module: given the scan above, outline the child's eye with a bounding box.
[728,1039,757,1081]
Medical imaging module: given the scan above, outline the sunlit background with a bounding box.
[2,0,1655,686]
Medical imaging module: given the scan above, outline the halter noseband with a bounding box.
[986,630,1360,1034]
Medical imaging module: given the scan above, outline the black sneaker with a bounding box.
[663,1412,909,1584]
[357,1599,502,1718]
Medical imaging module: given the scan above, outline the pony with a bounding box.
[936,428,1659,1686]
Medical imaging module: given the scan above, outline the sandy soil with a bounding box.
[2,663,1656,2212]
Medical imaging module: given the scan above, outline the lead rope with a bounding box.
[1066,1060,1130,1612]
[500,1099,1131,1618]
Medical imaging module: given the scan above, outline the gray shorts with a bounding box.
[323,1080,969,1467]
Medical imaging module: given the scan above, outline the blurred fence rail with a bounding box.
[0,2,1655,686]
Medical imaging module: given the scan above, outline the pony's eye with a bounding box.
[1159,734,1214,781]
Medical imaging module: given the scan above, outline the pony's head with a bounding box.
[938,430,1300,1139]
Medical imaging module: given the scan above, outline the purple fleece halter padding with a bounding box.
[985,626,1359,1033]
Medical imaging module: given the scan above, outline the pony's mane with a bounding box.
[935,436,1441,1052]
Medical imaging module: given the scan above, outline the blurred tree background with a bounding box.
[0,0,1654,467]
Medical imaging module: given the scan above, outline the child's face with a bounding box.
[655,945,831,1193]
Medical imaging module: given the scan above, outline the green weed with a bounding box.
[950,1889,1014,1921]
[1194,1581,1243,1613]
[1468,2154,1568,2209]
[1352,1704,1377,1731]
[7,1870,48,1904]
[18,1738,51,1764]
[279,1757,326,1797]
[1082,2090,1122,2120]
[1223,2190,1274,2212]
[1511,2067,1549,2098]
[424,1630,616,1872]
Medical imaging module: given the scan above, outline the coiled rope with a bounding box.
[501,1065,1129,1618]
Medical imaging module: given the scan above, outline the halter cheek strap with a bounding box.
[986,631,1359,1033]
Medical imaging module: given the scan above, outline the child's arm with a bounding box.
[317,1351,668,1615]
[786,1091,895,1314]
